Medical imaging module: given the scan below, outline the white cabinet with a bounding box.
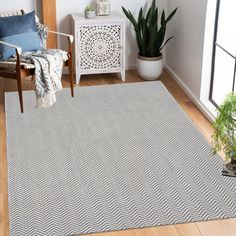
[72,12,126,84]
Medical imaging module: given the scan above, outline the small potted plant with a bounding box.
[85,5,96,19]
[122,0,177,80]
[212,93,236,177]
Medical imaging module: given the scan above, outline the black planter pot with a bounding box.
[231,158,236,165]
[222,158,236,177]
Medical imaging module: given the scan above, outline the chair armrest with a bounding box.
[0,40,22,55]
[46,30,74,43]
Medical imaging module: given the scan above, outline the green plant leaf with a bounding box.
[138,7,143,25]
[212,93,236,159]
[122,6,137,28]
[149,0,156,21]
[160,36,174,51]
[161,10,165,26]
[157,24,166,49]
[141,18,148,56]
[165,7,178,24]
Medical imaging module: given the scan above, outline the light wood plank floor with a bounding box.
[0,71,236,236]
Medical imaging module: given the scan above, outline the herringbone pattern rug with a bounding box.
[5,82,236,236]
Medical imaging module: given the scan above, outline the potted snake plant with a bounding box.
[122,0,177,80]
[212,93,236,177]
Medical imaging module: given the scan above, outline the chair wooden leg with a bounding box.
[15,49,24,113]
[67,37,74,97]
[69,63,74,98]
[31,75,35,82]
[16,73,23,113]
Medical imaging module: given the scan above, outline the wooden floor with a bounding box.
[0,71,236,236]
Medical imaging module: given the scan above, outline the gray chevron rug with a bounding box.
[5,82,236,236]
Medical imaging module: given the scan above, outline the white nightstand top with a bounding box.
[71,11,125,23]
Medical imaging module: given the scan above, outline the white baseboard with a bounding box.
[164,64,215,122]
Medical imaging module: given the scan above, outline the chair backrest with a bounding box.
[0,9,24,17]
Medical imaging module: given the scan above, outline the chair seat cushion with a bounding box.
[0,11,42,60]
[0,60,35,70]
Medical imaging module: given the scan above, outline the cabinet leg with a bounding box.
[121,71,125,82]
[76,73,81,85]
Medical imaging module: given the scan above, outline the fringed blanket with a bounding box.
[19,50,68,108]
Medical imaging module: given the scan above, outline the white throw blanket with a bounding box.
[13,49,68,108]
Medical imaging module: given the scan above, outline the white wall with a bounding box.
[165,0,208,100]
[0,0,40,16]
[156,0,166,11]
